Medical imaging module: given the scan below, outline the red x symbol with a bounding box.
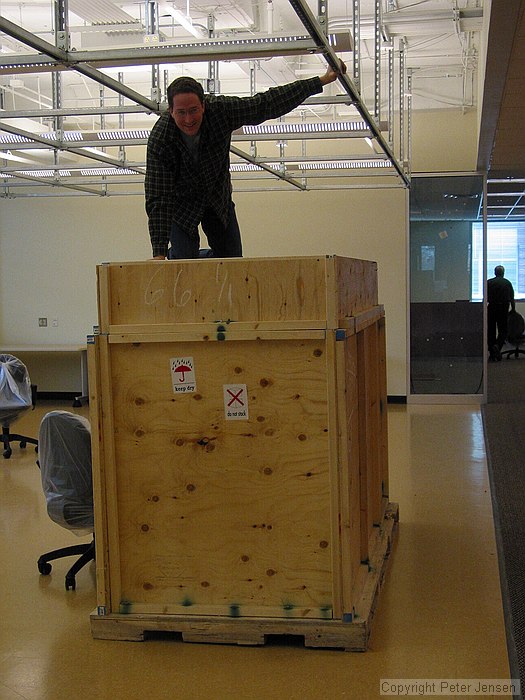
[227,388,244,406]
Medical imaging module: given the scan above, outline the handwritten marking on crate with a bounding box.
[143,263,234,311]
[216,264,233,307]
[170,357,196,393]
[144,266,192,308]
[223,384,249,420]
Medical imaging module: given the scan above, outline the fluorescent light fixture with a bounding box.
[1,124,376,149]
[291,160,392,170]
[18,170,70,177]
[80,168,137,176]
[230,160,392,172]
[241,121,370,135]
[98,129,151,140]
[0,133,32,144]
[165,7,202,39]
[230,164,262,172]
[40,131,83,142]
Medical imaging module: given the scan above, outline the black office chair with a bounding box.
[501,310,525,359]
[0,353,38,459]
[37,411,94,590]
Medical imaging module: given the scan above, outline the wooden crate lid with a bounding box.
[97,256,378,331]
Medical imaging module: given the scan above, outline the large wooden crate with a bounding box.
[88,256,398,650]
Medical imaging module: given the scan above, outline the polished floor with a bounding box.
[0,401,511,700]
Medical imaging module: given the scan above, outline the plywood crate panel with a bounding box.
[96,255,378,331]
[89,256,396,650]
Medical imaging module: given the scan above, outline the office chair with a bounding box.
[501,310,525,359]
[0,353,38,459]
[37,411,95,590]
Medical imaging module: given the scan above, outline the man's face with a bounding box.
[169,92,205,136]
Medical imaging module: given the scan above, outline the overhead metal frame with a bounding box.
[0,0,411,196]
[287,0,409,186]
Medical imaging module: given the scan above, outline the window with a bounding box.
[471,221,525,300]
[420,245,435,271]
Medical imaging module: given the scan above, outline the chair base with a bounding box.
[38,537,95,590]
[1,425,38,459]
[501,346,525,359]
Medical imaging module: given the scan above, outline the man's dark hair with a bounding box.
[495,265,505,277]
[167,77,205,109]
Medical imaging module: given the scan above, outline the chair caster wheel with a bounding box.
[3,448,11,459]
[65,576,76,591]
[38,561,52,575]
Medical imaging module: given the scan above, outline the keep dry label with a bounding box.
[170,357,196,393]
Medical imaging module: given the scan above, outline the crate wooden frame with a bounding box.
[88,256,397,650]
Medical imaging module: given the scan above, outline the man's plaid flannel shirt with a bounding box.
[145,77,323,258]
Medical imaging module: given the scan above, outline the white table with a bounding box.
[1,345,88,405]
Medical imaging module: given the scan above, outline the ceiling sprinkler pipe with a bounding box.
[267,0,274,34]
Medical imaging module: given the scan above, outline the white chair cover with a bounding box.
[39,411,93,535]
[0,354,32,424]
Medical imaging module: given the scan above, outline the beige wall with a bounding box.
[412,108,479,173]
[0,187,408,394]
[0,105,480,395]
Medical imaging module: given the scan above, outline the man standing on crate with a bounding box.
[145,61,346,260]
[487,265,516,361]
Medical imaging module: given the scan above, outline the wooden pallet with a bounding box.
[90,503,398,651]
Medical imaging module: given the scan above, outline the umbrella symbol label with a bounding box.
[170,357,196,393]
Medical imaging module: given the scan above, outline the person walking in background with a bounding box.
[487,265,515,361]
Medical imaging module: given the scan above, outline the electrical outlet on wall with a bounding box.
[38,317,47,327]
[52,318,58,327]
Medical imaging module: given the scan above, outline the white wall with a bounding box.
[236,187,408,393]
[0,196,150,346]
[0,187,408,394]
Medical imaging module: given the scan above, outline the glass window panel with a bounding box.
[472,222,525,299]
[410,175,484,396]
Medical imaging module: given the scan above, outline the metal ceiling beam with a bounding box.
[229,145,306,190]
[0,119,145,172]
[0,168,101,195]
[0,16,68,61]
[0,119,62,148]
[60,37,322,66]
[328,7,483,37]
[0,36,321,74]
[0,4,411,195]
[0,16,158,111]
[0,95,355,121]
[288,0,409,187]
[0,152,389,173]
[0,106,153,119]
[0,131,376,149]
[65,148,145,173]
